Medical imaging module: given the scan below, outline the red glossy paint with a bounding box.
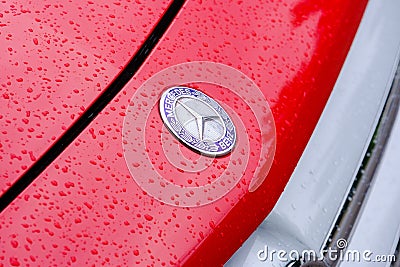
[0,0,367,266]
[0,0,170,194]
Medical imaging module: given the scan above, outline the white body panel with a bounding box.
[340,110,400,267]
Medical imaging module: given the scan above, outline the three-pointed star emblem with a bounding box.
[176,98,221,141]
[160,86,236,157]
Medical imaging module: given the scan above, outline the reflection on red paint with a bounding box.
[0,0,367,266]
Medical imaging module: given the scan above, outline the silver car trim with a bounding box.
[227,0,400,265]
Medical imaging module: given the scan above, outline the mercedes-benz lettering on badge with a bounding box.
[160,86,236,157]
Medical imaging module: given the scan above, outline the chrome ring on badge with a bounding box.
[122,61,276,207]
[159,86,236,157]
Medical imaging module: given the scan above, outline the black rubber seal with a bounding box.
[0,0,185,213]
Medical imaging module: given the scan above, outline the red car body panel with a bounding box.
[0,0,367,266]
[0,0,170,194]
